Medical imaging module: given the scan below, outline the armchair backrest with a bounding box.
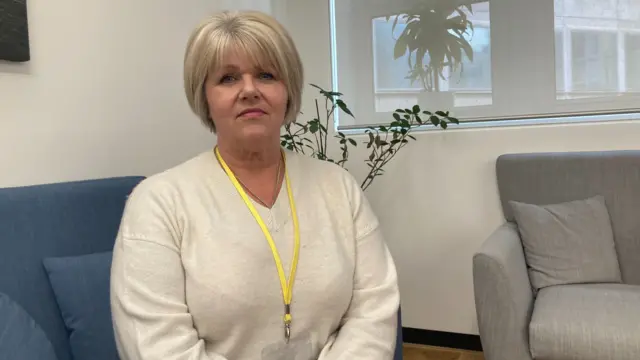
[496,150,640,285]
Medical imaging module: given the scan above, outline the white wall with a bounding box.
[4,0,640,337]
[283,0,640,335]
[0,0,221,188]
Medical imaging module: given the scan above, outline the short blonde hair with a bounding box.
[183,10,304,133]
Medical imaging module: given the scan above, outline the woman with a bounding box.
[110,9,400,360]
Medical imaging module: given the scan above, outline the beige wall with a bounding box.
[0,0,218,188]
[2,0,640,336]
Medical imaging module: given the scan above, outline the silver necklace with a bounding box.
[235,155,282,208]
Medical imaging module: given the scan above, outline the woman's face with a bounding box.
[205,49,288,145]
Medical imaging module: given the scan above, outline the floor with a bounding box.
[403,344,484,360]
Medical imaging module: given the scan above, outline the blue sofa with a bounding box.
[0,176,403,359]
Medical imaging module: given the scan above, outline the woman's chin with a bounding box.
[238,124,277,143]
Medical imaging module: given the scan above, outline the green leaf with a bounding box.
[412,104,420,114]
[393,113,401,121]
[335,99,354,117]
[430,115,440,126]
[394,31,409,59]
[348,138,357,146]
[367,132,374,148]
[309,83,326,94]
[441,121,448,129]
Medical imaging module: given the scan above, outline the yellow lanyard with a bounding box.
[214,147,300,343]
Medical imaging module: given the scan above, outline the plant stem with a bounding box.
[324,101,333,156]
[360,121,416,190]
[284,125,301,153]
[313,99,323,156]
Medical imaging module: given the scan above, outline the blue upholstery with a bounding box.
[0,175,404,360]
[43,251,117,360]
[395,306,404,360]
[0,292,58,360]
[0,177,145,360]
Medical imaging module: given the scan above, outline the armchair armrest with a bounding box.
[472,222,534,360]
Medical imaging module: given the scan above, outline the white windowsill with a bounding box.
[336,111,640,135]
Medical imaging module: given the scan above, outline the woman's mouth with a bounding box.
[238,108,266,118]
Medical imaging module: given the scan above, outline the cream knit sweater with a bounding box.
[110,149,400,360]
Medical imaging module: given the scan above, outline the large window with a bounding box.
[570,30,618,93]
[330,0,640,128]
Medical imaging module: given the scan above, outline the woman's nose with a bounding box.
[239,75,259,99]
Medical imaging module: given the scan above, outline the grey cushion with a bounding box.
[0,292,58,360]
[530,283,640,360]
[510,195,621,290]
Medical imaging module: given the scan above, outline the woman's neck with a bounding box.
[215,140,284,208]
[216,140,282,174]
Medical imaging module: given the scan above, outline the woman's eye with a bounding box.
[259,72,275,80]
[220,75,235,83]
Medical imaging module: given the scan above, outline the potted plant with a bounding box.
[281,84,459,191]
[389,0,476,110]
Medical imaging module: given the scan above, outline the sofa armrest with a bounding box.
[472,222,534,360]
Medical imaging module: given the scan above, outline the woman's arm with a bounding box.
[110,180,228,360]
[318,174,401,359]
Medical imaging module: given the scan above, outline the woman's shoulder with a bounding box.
[127,150,216,204]
[285,150,365,207]
[286,150,359,187]
[286,150,379,238]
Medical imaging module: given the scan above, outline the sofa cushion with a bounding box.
[0,292,58,359]
[43,251,118,360]
[530,283,640,360]
[509,195,621,290]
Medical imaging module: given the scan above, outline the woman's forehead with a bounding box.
[213,46,276,73]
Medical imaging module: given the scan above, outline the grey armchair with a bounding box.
[473,150,640,360]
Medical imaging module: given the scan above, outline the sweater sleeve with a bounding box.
[110,180,228,360]
[317,174,401,360]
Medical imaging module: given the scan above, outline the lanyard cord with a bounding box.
[214,147,300,342]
